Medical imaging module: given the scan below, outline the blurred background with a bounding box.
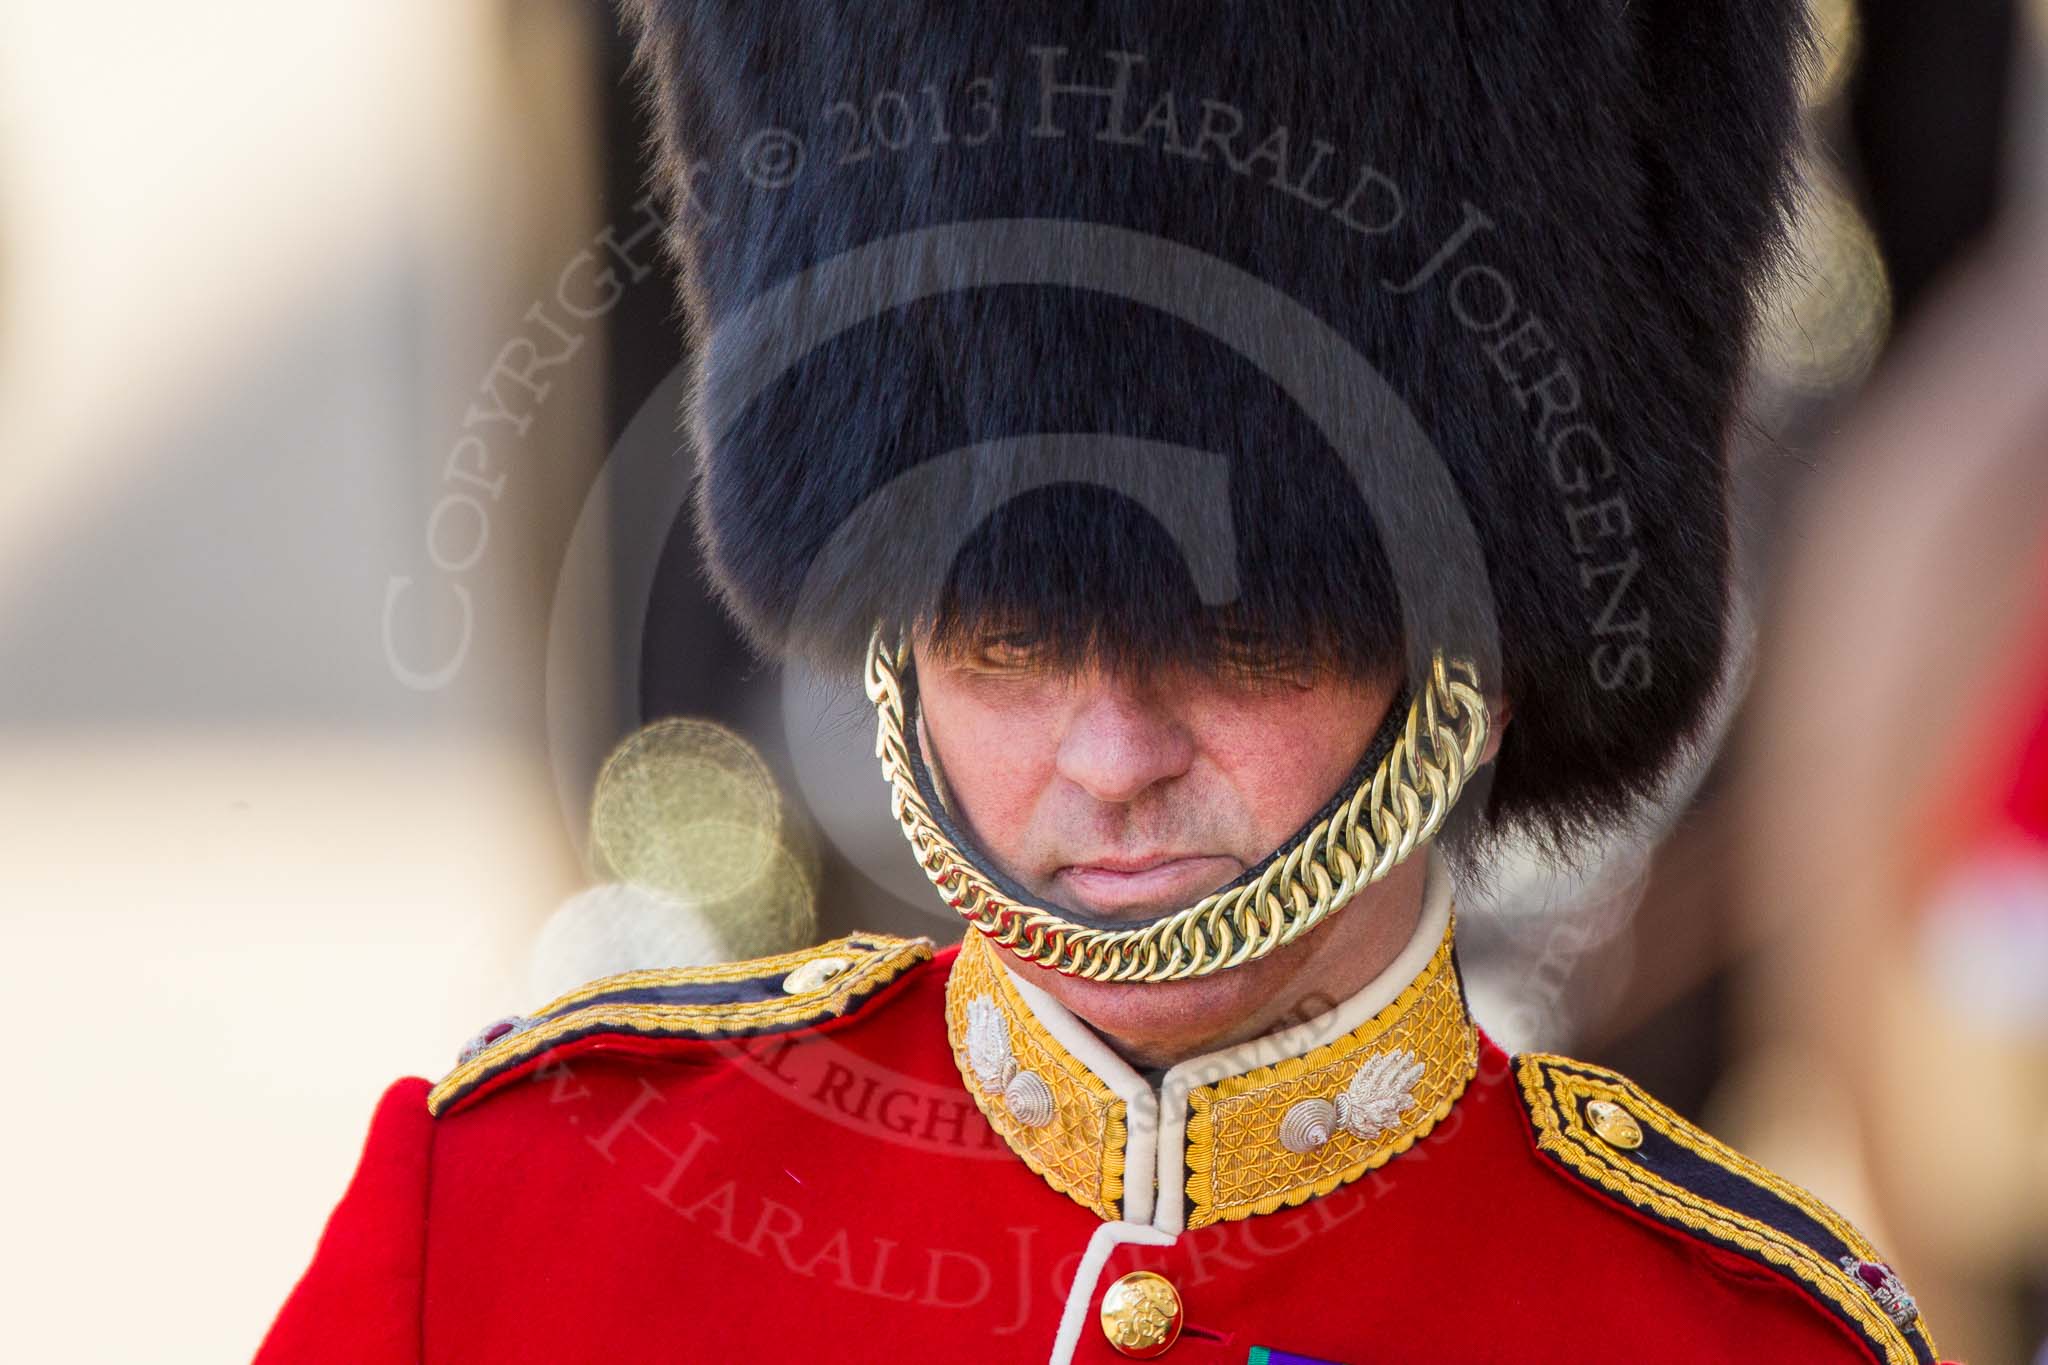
[0,1,2044,1360]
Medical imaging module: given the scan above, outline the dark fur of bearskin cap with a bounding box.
[618,1,1810,847]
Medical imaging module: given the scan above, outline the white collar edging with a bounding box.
[1045,1219,1179,1365]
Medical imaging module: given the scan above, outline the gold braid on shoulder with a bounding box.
[864,628,1489,983]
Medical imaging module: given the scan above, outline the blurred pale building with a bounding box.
[0,4,614,1358]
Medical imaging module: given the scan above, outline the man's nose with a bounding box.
[1053,676,1196,805]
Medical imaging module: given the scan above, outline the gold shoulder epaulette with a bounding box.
[1515,1053,1939,1365]
[428,932,934,1118]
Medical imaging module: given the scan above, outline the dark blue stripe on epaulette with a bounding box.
[542,977,794,1012]
[1515,1053,1937,1365]
[428,934,935,1117]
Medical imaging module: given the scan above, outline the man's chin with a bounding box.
[998,932,1318,1070]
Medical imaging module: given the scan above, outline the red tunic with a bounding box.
[256,931,1946,1365]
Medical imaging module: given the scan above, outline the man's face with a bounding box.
[913,632,1414,1065]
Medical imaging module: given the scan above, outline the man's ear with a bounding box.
[1478,694,1512,767]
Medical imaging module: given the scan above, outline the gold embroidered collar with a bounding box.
[943,851,1478,1231]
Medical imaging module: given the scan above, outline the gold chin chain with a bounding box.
[863,630,1490,983]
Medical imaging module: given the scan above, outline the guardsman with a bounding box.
[257,3,1955,1362]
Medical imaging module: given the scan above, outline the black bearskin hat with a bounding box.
[618,1,1809,847]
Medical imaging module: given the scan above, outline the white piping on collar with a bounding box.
[997,847,1457,1233]
[1004,946,1161,1226]
[1046,1219,1179,1365]
[1152,850,1454,1231]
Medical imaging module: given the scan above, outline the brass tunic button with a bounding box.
[1099,1270,1183,1358]
[781,955,852,995]
[1586,1098,1644,1151]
